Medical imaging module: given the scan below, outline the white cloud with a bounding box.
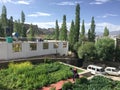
[53,1,82,6]
[26,22,57,29]
[90,0,111,4]
[83,22,120,32]
[97,13,118,18]
[96,22,120,32]
[27,12,51,17]
[0,0,32,5]
[16,1,30,5]
[85,22,120,33]
[0,0,10,3]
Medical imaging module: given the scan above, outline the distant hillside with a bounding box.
[25,24,120,37]
[96,30,120,36]
[38,28,54,35]
[25,24,54,36]
[109,30,120,35]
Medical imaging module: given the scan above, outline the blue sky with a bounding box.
[0,0,120,32]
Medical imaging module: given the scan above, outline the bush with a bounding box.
[62,81,73,90]
[0,61,74,90]
[75,77,89,84]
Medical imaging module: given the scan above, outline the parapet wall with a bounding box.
[0,40,68,60]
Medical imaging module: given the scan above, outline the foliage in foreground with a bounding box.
[62,76,120,90]
[0,61,73,90]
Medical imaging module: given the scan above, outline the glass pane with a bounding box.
[43,43,49,49]
[30,43,37,51]
[54,42,58,48]
[12,43,22,52]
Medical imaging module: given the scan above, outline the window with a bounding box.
[88,67,91,69]
[97,69,100,72]
[106,69,111,71]
[54,42,58,48]
[112,69,117,72]
[30,43,37,51]
[43,43,49,49]
[92,67,95,70]
[63,42,67,48]
[12,43,22,52]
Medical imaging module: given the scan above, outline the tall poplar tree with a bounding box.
[8,16,13,36]
[59,15,67,40]
[0,23,4,37]
[89,16,96,42]
[103,27,109,36]
[74,3,80,43]
[88,29,91,41]
[17,19,22,36]
[21,11,25,23]
[0,19,4,37]
[13,20,18,33]
[21,11,26,37]
[28,24,34,40]
[1,5,7,36]
[80,20,85,41]
[55,20,59,40]
[69,20,75,50]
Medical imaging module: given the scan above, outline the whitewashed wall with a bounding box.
[0,41,68,60]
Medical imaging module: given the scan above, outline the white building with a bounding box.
[0,40,68,60]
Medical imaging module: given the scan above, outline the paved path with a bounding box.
[41,62,91,90]
[41,78,74,90]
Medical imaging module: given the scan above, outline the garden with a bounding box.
[62,76,120,90]
[0,61,82,90]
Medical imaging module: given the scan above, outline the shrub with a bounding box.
[0,61,74,90]
[62,81,73,90]
[75,77,89,84]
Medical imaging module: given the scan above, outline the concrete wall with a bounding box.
[0,41,68,60]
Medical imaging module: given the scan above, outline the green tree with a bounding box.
[59,15,67,40]
[88,29,91,41]
[18,19,22,36]
[21,25,26,37]
[1,5,8,36]
[115,47,120,62]
[21,11,26,37]
[0,20,4,37]
[21,11,25,24]
[78,42,96,60]
[103,27,109,36]
[55,20,59,40]
[8,16,13,36]
[74,3,80,43]
[13,20,18,33]
[80,20,85,42]
[95,37,115,61]
[13,19,22,37]
[69,20,75,51]
[89,17,96,42]
[28,24,34,40]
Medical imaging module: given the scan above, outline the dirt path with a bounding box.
[41,78,74,90]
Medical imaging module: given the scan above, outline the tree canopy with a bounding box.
[95,37,115,61]
[59,15,67,40]
[78,42,96,60]
[103,27,109,36]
